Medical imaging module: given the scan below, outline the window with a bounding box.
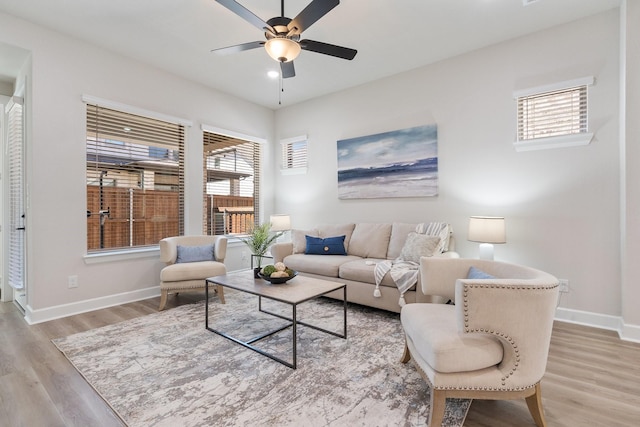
[202,129,261,236]
[514,77,594,151]
[281,135,308,174]
[86,103,184,252]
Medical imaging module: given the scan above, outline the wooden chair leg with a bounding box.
[400,341,411,363]
[158,289,168,311]
[428,389,446,427]
[525,383,547,427]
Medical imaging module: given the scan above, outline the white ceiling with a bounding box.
[0,0,621,109]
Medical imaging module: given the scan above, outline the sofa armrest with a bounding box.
[214,236,227,262]
[271,242,294,263]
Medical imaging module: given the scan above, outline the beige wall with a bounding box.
[275,10,638,339]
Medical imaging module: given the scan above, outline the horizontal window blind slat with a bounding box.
[86,104,184,252]
[516,83,589,142]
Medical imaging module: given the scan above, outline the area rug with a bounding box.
[53,290,471,426]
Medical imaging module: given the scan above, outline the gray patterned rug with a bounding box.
[53,290,471,426]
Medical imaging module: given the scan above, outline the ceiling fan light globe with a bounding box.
[265,38,301,63]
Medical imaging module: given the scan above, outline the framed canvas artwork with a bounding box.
[337,124,438,199]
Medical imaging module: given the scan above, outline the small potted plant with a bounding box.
[240,223,283,277]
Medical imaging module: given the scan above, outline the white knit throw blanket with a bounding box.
[373,259,419,307]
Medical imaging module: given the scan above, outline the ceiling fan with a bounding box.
[212,0,357,78]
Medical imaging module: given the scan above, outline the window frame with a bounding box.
[201,124,265,238]
[280,135,308,175]
[513,77,594,152]
[83,95,191,257]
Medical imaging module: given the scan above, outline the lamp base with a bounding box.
[478,243,495,260]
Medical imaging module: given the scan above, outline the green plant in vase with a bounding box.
[240,223,283,277]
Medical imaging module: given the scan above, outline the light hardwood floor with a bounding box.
[1,293,639,426]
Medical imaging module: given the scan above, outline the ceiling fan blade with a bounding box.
[280,61,296,79]
[300,39,357,60]
[211,41,265,55]
[287,0,340,36]
[215,0,275,33]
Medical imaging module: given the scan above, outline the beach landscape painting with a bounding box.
[337,124,438,199]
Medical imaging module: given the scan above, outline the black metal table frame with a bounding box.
[205,279,347,369]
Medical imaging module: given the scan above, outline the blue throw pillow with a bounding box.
[305,235,347,255]
[467,266,496,280]
[176,244,214,263]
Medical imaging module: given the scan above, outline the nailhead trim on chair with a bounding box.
[462,283,557,387]
[463,284,553,387]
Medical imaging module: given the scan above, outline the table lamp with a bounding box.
[270,214,291,232]
[468,216,506,260]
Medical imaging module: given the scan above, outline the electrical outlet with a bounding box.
[558,279,569,293]
[68,275,78,289]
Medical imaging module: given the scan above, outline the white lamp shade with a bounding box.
[270,214,291,232]
[265,38,301,63]
[468,216,506,244]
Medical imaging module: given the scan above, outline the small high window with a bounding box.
[281,136,308,174]
[514,77,594,151]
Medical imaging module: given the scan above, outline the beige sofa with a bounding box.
[271,222,459,313]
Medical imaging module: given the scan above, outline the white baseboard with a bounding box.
[24,286,160,325]
[20,287,640,343]
[555,307,640,343]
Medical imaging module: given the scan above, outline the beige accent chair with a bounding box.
[159,235,228,310]
[401,258,559,427]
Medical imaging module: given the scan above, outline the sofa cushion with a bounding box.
[398,233,441,263]
[161,261,226,282]
[348,223,392,259]
[387,223,417,259]
[284,254,362,277]
[305,235,347,255]
[317,223,356,251]
[339,259,400,288]
[176,244,215,263]
[292,228,319,254]
[401,303,504,373]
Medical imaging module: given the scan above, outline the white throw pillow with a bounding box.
[398,233,441,263]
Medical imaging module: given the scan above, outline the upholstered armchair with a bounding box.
[159,235,228,310]
[401,258,559,427]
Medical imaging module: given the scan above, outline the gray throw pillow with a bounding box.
[176,244,214,263]
[398,233,441,263]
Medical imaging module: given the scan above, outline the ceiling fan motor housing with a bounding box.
[265,16,301,62]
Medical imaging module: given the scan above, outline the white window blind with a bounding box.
[517,83,588,141]
[203,130,261,236]
[7,97,25,290]
[281,136,308,174]
[86,104,184,252]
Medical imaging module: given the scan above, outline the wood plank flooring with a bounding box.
[1,293,639,426]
